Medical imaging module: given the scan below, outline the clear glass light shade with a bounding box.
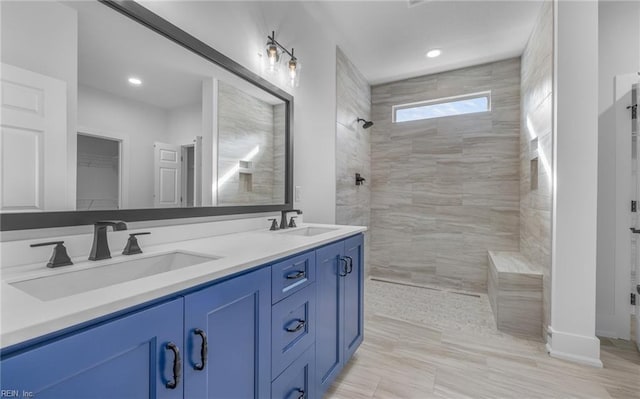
[288,58,300,87]
[266,42,280,72]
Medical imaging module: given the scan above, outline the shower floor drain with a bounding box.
[369,277,481,298]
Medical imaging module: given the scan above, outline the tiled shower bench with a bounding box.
[487,251,543,338]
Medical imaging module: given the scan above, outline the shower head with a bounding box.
[357,118,374,129]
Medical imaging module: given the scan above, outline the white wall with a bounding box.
[77,85,169,209]
[1,1,78,210]
[549,0,601,367]
[596,0,640,339]
[167,102,209,207]
[167,103,202,147]
[140,1,339,223]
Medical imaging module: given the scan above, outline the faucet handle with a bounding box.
[268,218,279,231]
[122,232,151,255]
[288,216,298,228]
[30,241,73,268]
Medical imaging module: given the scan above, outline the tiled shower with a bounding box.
[335,1,553,339]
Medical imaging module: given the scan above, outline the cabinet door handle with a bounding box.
[165,342,181,389]
[344,256,353,274]
[286,270,306,280]
[193,328,208,371]
[339,258,348,277]
[295,388,305,399]
[285,319,306,333]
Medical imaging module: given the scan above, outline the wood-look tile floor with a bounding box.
[326,280,640,399]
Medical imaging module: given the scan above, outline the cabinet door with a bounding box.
[1,298,184,399]
[343,234,364,361]
[315,241,345,394]
[184,267,271,399]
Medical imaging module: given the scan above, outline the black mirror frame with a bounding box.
[0,0,294,231]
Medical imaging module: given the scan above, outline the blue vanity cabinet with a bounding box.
[183,267,271,399]
[0,298,184,399]
[342,234,364,361]
[1,233,364,399]
[315,234,364,395]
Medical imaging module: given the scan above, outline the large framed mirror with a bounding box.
[0,0,293,230]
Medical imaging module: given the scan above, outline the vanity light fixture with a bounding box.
[266,30,301,87]
[426,49,441,58]
[128,77,142,86]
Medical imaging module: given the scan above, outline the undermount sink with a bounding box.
[280,227,338,237]
[10,251,221,301]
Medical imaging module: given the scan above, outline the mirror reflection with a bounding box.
[0,1,286,213]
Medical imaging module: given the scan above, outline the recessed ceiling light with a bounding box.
[426,49,441,58]
[128,77,142,86]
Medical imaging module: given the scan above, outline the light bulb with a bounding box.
[266,43,279,71]
[288,58,300,87]
[128,77,142,86]
[288,59,297,79]
[426,49,441,58]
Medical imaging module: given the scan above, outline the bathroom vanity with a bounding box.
[0,224,365,398]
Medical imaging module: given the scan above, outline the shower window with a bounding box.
[393,91,491,123]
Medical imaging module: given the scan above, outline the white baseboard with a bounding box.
[546,326,603,368]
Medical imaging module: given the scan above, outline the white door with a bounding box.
[153,142,181,208]
[634,82,640,350]
[0,63,67,211]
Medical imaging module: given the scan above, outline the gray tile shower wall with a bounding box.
[336,47,372,272]
[370,58,521,292]
[217,80,284,205]
[520,0,553,337]
[273,103,286,203]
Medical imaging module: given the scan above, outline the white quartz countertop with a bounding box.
[1,223,366,350]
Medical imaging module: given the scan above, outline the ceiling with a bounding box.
[305,0,543,85]
[64,1,283,110]
[65,1,543,104]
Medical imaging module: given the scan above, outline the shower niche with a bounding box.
[239,160,254,192]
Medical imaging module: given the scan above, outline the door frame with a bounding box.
[181,144,194,208]
[77,126,129,209]
[179,136,203,208]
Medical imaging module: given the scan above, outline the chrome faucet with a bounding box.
[280,209,302,229]
[89,221,127,261]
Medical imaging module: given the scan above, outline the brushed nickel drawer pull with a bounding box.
[285,319,306,333]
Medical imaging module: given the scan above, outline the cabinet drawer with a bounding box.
[272,251,316,304]
[271,344,316,399]
[272,284,316,379]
